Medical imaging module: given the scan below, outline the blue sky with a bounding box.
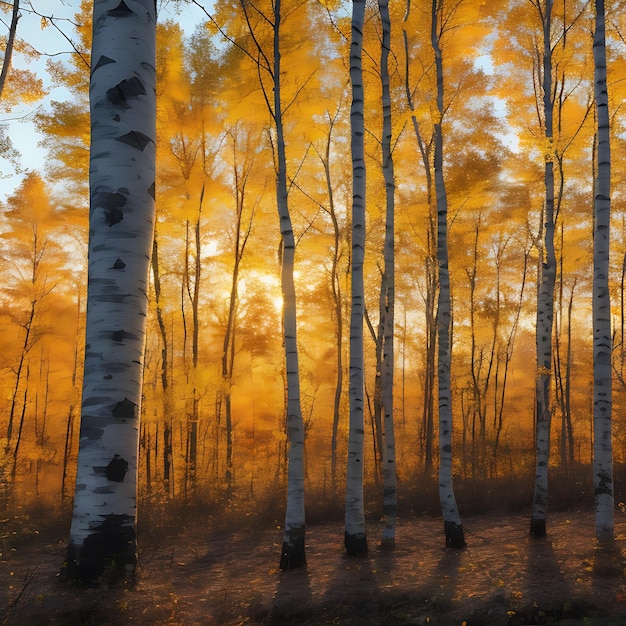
[0,0,207,200]
[0,0,76,198]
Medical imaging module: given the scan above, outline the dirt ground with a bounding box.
[2,511,626,625]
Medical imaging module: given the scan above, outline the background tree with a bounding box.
[378,0,397,548]
[431,0,464,549]
[345,0,368,558]
[0,172,77,478]
[592,0,613,546]
[202,0,317,569]
[0,0,47,172]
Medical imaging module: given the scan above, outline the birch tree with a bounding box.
[265,0,306,572]
[528,0,556,537]
[219,0,307,570]
[592,0,613,546]
[378,0,397,548]
[64,0,156,583]
[345,0,368,557]
[492,0,592,533]
[432,0,464,549]
[529,0,561,536]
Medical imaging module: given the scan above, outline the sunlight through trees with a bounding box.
[1,0,625,584]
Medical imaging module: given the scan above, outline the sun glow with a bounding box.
[272,293,284,314]
[241,270,284,314]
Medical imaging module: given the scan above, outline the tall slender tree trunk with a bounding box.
[378,0,397,548]
[11,364,29,478]
[592,0,613,546]
[266,0,307,571]
[564,282,575,464]
[151,236,173,493]
[432,0,464,549]
[186,203,202,485]
[531,0,556,537]
[493,245,529,471]
[61,406,76,503]
[0,0,20,101]
[65,0,156,584]
[345,0,368,558]
[221,134,253,489]
[5,302,35,450]
[325,116,344,488]
[402,1,436,476]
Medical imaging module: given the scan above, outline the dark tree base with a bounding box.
[444,521,466,549]
[593,544,622,577]
[61,515,136,586]
[345,531,368,557]
[280,527,306,571]
[529,517,547,537]
[380,537,396,551]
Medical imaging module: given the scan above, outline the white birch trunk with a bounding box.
[432,0,464,549]
[592,0,614,545]
[274,0,306,570]
[531,0,556,537]
[65,0,156,583]
[345,0,368,557]
[379,0,397,549]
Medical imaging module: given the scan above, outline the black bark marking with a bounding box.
[106,454,128,482]
[105,207,123,226]
[112,330,126,342]
[444,521,466,548]
[111,258,126,270]
[83,396,114,407]
[106,77,146,107]
[116,131,153,151]
[113,114,120,122]
[92,191,126,227]
[530,517,547,537]
[80,423,105,442]
[344,531,368,557]
[99,363,130,374]
[112,397,137,419]
[64,513,136,585]
[95,293,128,304]
[107,0,134,17]
[92,55,116,73]
[279,526,306,570]
[595,470,613,496]
[147,181,155,199]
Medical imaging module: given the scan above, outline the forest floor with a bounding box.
[2,510,626,625]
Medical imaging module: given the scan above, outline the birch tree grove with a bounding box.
[592,0,613,546]
[4,0,626,600]
[65,0,156,583]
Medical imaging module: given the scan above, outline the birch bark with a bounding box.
[345,0,368,557]
[379,0,397,548]
[531,0,556,537]
[65,0,156,584]
[592,0,614,545]
[270,0,306,570]
[432,0,464,549]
